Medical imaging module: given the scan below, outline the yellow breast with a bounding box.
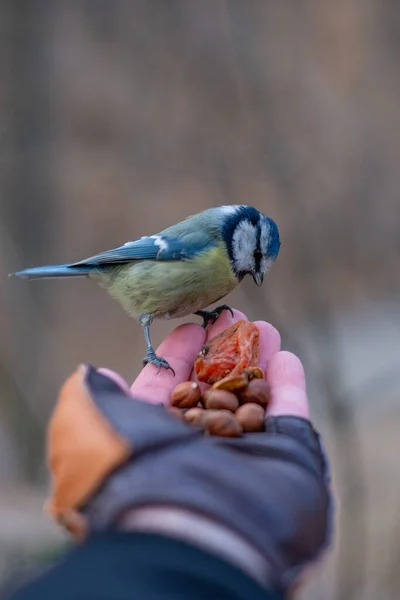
[102,247,238,319]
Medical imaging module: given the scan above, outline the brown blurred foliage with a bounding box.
[0,2,399,599]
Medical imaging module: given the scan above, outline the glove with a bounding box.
[46,362,333,594]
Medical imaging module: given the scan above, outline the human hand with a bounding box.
[99,308,310,421]
[46,309,332,594]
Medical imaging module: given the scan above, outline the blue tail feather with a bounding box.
[10,264,95,279]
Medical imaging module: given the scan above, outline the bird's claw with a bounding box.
[195,304,234,328]
[142,351,175,375]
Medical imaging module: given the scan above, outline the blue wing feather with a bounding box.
[72,235,211,266]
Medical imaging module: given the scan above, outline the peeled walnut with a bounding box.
[171,382,201,408]
[204,410,243,437]
[203,389,239,412]
[183,407,206,427]
[243,366,264,380]
[211,373,249,392]
[235,403,265,432]
[238,378,270,407]
[195,320,260,385]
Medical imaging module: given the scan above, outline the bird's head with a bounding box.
[221,205,281,285]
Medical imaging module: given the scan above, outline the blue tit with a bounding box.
[11,205,280,373]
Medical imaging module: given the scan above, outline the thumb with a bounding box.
[266,351,310,419]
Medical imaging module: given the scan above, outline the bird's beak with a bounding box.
[252,272,264,287]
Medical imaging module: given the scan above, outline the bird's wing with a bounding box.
[71,235,211,267]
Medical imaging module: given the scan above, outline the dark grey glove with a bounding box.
[47,364,333,594]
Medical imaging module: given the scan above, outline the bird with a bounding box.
[11,205,280,373]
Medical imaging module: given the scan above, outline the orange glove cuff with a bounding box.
[45,364,131,538]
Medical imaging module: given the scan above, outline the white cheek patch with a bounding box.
[232,219,257,273]
[259,219,271,255]
[261,256,275,273]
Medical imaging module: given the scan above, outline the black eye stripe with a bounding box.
[254,225,263,271]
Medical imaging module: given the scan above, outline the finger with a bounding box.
[266,351,310,419]
[132,323,206,405]
[253,321,281,374]
[97,368,133,396]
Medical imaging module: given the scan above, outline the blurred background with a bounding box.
[0,1,399,598]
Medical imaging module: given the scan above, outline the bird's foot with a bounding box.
[195,304,234,328]
[142,349,175,375]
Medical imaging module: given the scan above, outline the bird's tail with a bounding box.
[9,264,96,280]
